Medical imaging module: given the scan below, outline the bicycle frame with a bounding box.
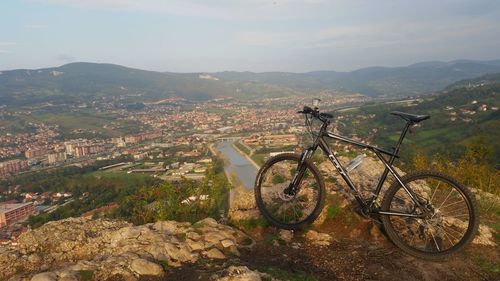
[298,120,428,218]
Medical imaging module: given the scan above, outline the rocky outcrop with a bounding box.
[229,186,261,221]
[305,230,334,246]
[217,266,269,281]
[0,217,254,281]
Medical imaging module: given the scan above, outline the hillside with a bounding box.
[0,63,220,106]
[0,63,301,107]
[2,60,500,107]
[336,72,500,166]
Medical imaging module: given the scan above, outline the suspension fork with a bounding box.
[285,146,315,196]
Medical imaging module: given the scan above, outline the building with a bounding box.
[262,134,297,146]
[0,160,29,177]
[124,136,140,144]
[133,152,149,161]
[112,137,126,147]
[0,202,34,227]
[47,151,67,164]
[72,144,104,158]
[24,148,47,159]
[216,126,233,133]
[64,142,75,155]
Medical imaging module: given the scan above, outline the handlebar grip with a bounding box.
[302,106,313,114]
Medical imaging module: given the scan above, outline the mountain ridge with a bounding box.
[2,59,500,106]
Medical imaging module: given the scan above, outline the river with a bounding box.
[216,140,258,189]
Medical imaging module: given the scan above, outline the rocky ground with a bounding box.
[1,207,498,281]
[0,217,264,281]
[1,157,498,281]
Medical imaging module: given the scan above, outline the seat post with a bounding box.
[389,121,412,165]
[369,121,413,206]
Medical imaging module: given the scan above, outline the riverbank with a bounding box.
[209,143,236,187]
[231,140,261,170]
[213,140,258,190]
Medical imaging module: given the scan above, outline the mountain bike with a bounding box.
[254,100,478,259]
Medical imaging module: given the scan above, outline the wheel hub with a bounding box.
[278,190,295,202]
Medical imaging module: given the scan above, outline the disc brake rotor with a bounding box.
[278,189,295,202]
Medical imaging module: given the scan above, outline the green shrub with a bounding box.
[326,205,343,219]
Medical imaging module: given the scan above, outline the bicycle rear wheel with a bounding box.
[254,153,325,230]
[381,171,478,260]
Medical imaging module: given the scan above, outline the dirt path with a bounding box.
[239,237,497,281]
[160,228,498,281]
[159,212,499,281]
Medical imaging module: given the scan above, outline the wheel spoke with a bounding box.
[428,224,441,251]
[445,213,470,219]
[429,182,441,204]
[442,206,469,216]
[442,229,457,247]
[441,225,464,238]
[436,188,456,210]
[440,199,465,210]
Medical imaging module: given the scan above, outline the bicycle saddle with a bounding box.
[390,111,430,123]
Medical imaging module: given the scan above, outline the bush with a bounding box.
[411,141,499,195]
[112,159,230,224]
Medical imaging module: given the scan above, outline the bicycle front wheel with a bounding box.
[254,153,325,230]
[381,171,478,260]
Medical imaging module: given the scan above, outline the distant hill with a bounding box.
[1,60,500,106]
[0,63,224,106]
[0,62,303,106]
[444,72,500,91]
[216,59,500,96]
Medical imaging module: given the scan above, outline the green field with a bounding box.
[0,109,145,138]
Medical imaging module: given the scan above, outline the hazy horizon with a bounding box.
[2,0,500,72]
[2,58,500,74]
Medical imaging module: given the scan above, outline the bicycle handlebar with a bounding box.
[298,106,333,123]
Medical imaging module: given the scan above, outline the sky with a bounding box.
[1,0,500,72]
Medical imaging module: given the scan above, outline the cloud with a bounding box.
[39,0,331,20]
[237,18,500,51]
[0,42,16,46]
[0,42,17,54]
[25,24,48,29]
[56,54,76,62]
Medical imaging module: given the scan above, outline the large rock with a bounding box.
[305,230,333,246]
[203,248,226,259]
[473,224,497,246]
[229,187,260,222]
[31,272,57,281]
[130,258,164,276]
[279,230,294,243]
[217,266,264,281]
[319,156,401,201]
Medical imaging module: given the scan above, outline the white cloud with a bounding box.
[237,18,500,51]
[39,0,333,20]
[56,53,76,62]
[25,24,48,29]
[0,42,16,54]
